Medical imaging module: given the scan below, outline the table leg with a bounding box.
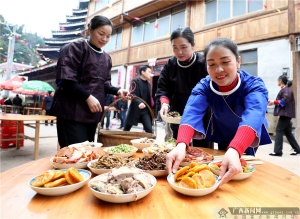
[34,121,40,160]
[16,121,21,149]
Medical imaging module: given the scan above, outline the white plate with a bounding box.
[208,162,255,180]
[130,139,154,151]
[69,141,103,153]
[50,157,89,169]
[161,114,181,124]
[87,160,112,175]
[89,172,156,203]
[167,173,219,196]
[103,146,138,158]
[143,169,168,177]
[29,169,91,196]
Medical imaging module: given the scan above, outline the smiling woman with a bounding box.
[0,0,79,37]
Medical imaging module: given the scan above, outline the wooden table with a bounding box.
[0,148,299,218]
[23,107,43,115]
[0,113,56,160]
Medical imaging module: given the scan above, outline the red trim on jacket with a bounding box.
[160,96,170,105]
[176,125,194,148]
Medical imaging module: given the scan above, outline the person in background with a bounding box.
[101,94,114,130]
[44,91,54,126]
[268,75,300,156]
[12,94,22,107]
[124,65,153,133]
[156,27,212,147]
[117,98,128,129]
[166,38,271,186]
[4,96,12,105]
[51,15,127,148]
[0,95,6,105]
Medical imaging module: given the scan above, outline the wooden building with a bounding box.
[86,0,300,141]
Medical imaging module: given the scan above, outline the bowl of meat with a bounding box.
[89,166,156,203]
[130,137,156,151]
[135,152,168,177]
[161,111,181,124]
[51,147,99,169]
[180,147,214,167]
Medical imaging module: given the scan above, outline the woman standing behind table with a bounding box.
[156,27,211,148]
[51,15,127,148]
[268,75,300,156]
[166,38,271,186]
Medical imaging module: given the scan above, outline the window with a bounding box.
[95,0,117,12]
[240,50,257,76]
[205,0,263,24]
[104,27,122,52]
[131,4,185,45]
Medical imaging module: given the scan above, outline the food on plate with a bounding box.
[30,167,84,188]
[106,144,136,154]
[89,167,154,195]
[44,178,68,188]
[135,137,156,144]
[53,146,98,164]
[143,141,175,155]
[135,152,166,170]
[174,162,215,189]
[166,111,181,118]
[210,158,252,173]
[69,141,101,150]
[31,170,56,187]
[90,154,135,169]
[65,167,85,184]
[183,147,214,163]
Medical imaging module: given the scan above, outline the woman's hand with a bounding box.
[138,103,146,109]
[268,100,274,106]
[218,148,242,186]
[166,143,187,174]
[160,103,169,117]
[117,89,129,98]
[86,95,102,113]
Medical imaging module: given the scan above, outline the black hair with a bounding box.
[278,75,292,87]
[204,38,239,62]
[88,15,113,30]
[170,27,195,46]
[139,65,151,75]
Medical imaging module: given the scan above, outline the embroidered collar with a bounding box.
[210,73,241,96]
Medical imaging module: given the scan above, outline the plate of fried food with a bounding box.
[142,139,176,156]
[135,152,168,177]
[89,166,156,203]
[68,141,103,153]
[167,162,219,196]
[51,147,99,169]
[130,137,156,151]
[88,154,136,175]
[161,111,181,124]
[180,147,214,167]
[208,158,255,180]
[103,144,138,158]
[29,167,91,196]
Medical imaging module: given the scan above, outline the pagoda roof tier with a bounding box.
[73,8,88,14]
[59,21,85,27]
[51,29,83,37]
[66,14,87,21]
[79,0,89,3]
[44,37,83,45]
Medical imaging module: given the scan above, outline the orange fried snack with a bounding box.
[52,170,65,181]
[44,178,68,188]
[31,170,56,187]
[65,167,84,184]
[173,166,190,181]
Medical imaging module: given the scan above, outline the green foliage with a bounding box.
[0,15,45,67]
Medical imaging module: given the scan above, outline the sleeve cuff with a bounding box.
[176,125,195,149]
[160,96,170,105]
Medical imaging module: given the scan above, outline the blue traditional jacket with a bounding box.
[181,70,271,155]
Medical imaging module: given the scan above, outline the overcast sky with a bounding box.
[0,0,79,38]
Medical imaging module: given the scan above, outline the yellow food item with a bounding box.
[178,177,197,189]
[193,170,216,188]
[177,171,195,181]
[44,178,67,188]
[174,166,190,181]
[192,173,205,188]
[31,170,56,187]
[65,167,84,184]
[52,171,65,181]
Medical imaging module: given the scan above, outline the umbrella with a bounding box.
[20,80,55,93]
[11,87,39,95]
[0,76,26,90]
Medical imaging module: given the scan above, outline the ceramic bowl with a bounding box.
[142,169,168,177]
[29,169,91,196]
[130,139,155,151]
[167,173,219,196]
[161,114,181,124]
[50,157,89,169]
[68,141,103,153]
[88,172,156,203]
[208,162,255,180]
[103,146,138,158]
[87,160,112,175]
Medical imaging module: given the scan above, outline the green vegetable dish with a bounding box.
[107,144,136,153]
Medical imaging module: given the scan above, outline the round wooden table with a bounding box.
[0,148,299,218]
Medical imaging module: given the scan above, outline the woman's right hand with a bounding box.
[160,103,169,117]
[86,95,102,113]
[166,143,187,174]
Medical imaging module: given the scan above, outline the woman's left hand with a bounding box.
[117,89,129,98]
[218,148,242,186]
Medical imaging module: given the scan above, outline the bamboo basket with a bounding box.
[97,95,157,146]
